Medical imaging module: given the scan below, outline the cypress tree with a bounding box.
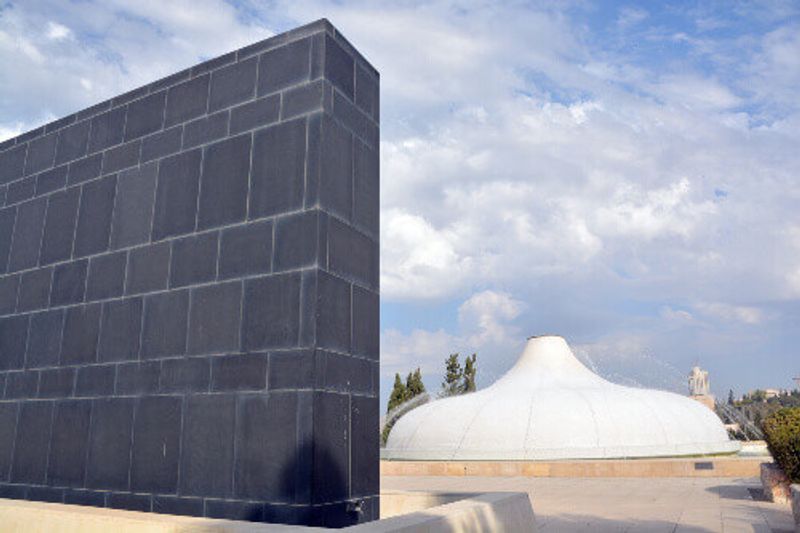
[462,353,477,393]
[406,368,426,398]
[440,353,463,397]
[387,373,408,413]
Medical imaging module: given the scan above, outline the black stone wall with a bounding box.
[0,19,379,527]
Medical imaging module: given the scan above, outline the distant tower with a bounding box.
[688,366,710,396]
[688,366,714,410]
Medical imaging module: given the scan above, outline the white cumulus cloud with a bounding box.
[45,21,72,41]
[382,290,526,381]
[694,302,765,325]
[2,0,799,400]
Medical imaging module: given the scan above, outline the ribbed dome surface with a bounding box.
[384,336,740,460]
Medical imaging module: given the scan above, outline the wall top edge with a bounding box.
[0,18,378,154]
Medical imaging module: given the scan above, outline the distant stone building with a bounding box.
[689,366,710,396]
[688,366,715,411]
[742,388,791,401]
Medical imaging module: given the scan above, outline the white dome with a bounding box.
[384,336,740,460]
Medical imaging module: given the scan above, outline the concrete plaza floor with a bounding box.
[382,475,796,532]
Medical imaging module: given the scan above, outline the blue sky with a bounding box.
[1,1,799,410]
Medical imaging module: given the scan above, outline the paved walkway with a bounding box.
[382,476,796,532]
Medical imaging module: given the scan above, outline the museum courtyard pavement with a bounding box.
[382,475,796,532]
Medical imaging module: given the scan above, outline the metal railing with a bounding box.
[715,400,764,441]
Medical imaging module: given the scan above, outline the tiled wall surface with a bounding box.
[0,19,379,527]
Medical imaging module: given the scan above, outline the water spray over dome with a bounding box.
[384,336,739,460]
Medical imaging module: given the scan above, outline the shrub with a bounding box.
[762,407,800,483]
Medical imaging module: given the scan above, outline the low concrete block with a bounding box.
[370,491,534,532]
[761,462,792,505]
[379,491,479,518]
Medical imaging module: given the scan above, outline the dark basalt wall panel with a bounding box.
[0,19,379,528]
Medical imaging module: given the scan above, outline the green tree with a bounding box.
[728,389,735,405]
[387,373,408,413]
[462,353,477,393]
[440,353,463,397]
[406,368,426,398]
